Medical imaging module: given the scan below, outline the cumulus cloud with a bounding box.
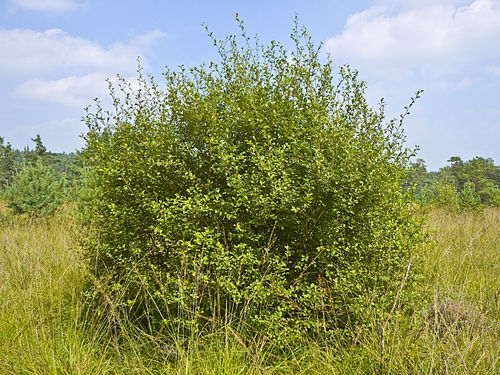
[2,27,168,107]
[14,73,112,108]
[372,0,473,10]
[13,73,142,108]
[1,28,168,76]
[8,0,80,12]
[324,0,500,79]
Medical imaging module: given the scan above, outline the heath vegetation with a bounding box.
[0,17,499,374]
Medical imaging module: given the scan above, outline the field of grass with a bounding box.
[0,204,498,374]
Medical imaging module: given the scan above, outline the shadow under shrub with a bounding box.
[80,18,426,344]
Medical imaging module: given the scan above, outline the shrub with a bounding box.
[415,184,436,206]
[478,182,500,207]
[435,180,459,209]
[81,19,426,342]
[459,182,481,210]
[5,162,66,216]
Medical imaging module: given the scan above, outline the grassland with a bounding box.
[0,204,498,374]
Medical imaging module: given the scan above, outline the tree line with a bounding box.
[409,156,500,209]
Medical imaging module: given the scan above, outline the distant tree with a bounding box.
[53,151,83,190]
[4,161,66,216]
[32,134,47,157]
[0,135,82,207]
[435,172,459,209]
[445,156,464,187]
[478,182,500,206]
[0,136,15,189]
[440,156,500,206]
[408,158,429,188]
[462,157,499,188]
[459,182,481,210]
[414,156,500,208]
[24,134,56,167]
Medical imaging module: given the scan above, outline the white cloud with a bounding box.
[13,73,142,108]
[14,72,112,108]
[1,28,168,77]
[486,65,500,76]
[131,29,169,48]
[2,27,168,109]
[9,0,80,12]
[324,0,500,79]
[372,0,473,10]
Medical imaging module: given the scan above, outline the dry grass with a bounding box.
[0,204,111,374]
[0,204,499,374]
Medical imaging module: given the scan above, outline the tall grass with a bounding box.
[0,204,110,374]
[0,204,498,374]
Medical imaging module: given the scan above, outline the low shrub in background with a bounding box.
[436,180,459,210]
[81,18,426,344]
[4,161,66,216]
[458,181,481,210]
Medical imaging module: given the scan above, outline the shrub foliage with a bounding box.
[82,19,425,341]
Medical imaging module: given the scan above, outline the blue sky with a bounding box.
[1,0,499,170]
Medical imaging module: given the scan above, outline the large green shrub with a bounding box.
[82,20,425,342]
[5,162,66,216]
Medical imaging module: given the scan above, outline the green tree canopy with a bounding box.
[442,156,500,205]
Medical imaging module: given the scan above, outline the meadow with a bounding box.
[0,204,498,374]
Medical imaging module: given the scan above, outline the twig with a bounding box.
[380,257,413,359]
